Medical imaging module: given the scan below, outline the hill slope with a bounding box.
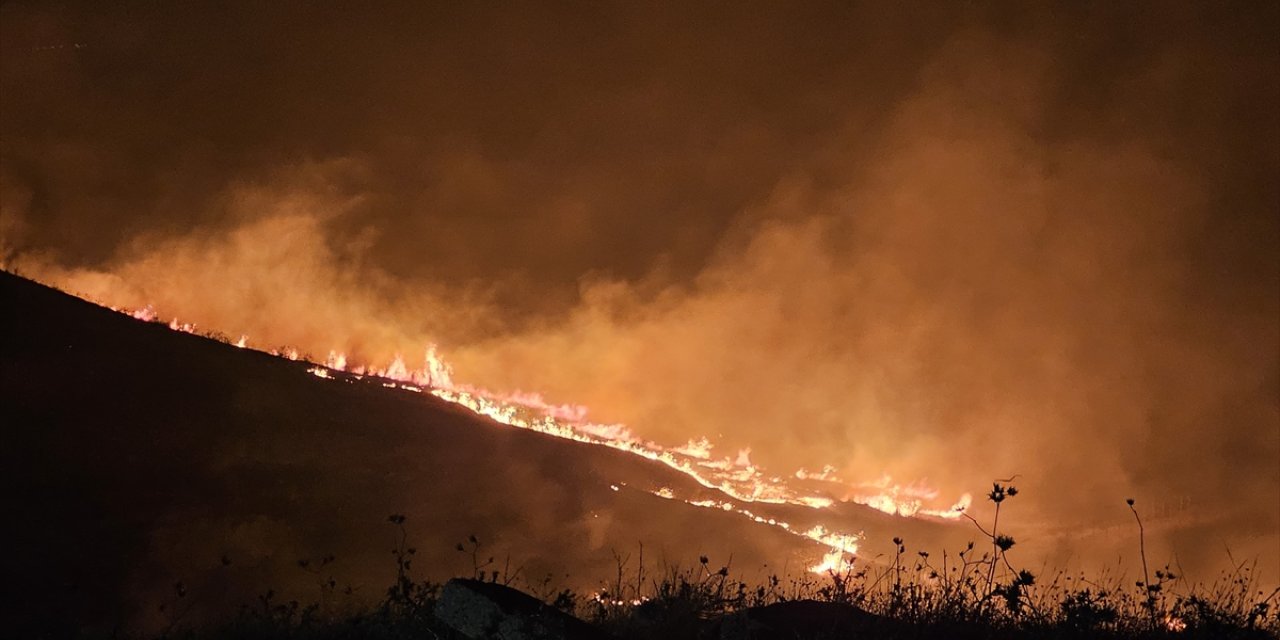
[0,271,955,634]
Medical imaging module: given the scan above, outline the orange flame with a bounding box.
[109,300,968,573]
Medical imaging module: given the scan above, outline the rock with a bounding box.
[435,578,608,640]
[718,599,891,639]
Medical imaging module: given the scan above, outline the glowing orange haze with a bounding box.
[105,299,972,573]
[4,23,1275,583]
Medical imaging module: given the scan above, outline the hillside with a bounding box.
[0,271,963,634]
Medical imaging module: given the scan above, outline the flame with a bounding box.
[326,350,346,370]
[800,470,972,520]
[167,318,196,333]
[644,487,860,573]
[105,300,970,572]
[130,306,156,322]
[802,525,861,573]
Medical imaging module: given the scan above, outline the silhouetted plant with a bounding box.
[382,513,439,619]
[135,503,1280,639]
[455,532,520,584]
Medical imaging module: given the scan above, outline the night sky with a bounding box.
[2,2,1277,580]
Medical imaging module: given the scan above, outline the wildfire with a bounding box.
[130,306,156,322]
[106,300,970,573]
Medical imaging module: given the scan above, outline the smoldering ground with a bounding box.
[3,2,1276,582]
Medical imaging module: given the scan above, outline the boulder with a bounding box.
[435,578,608,640]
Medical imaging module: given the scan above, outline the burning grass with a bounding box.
[8,274,1275,638]
[93,294,975,530]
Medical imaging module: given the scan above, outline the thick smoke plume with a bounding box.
[3,2,1276,578]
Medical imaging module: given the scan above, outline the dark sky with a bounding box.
[1,3,955,295]
[2,1,1278,576]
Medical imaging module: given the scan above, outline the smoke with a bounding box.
[3,2,1276,577]
[5,161,512,364]
[452,31,1278,557]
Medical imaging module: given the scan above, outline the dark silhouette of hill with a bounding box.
[0,270,959,635]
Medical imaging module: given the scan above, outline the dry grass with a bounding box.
[136,488,1278,639]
